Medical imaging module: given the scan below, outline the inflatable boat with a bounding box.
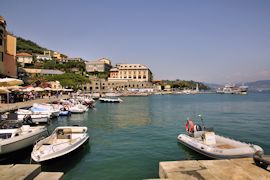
[177,116,263,159]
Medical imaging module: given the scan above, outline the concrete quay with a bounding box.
[0,164,63,180]
[0,95,69,113]
[158,158,270,180]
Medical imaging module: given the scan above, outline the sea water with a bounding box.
[2,93,270,179]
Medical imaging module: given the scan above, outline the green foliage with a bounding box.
[42,60,86,73]
[16,37,48,54]
[87,71,110,79]
[160,80,209,90]
[44,73,89,90]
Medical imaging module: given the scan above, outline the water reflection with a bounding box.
[94,98,152,129]
[177,143,208,160]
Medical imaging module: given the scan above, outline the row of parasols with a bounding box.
[0,77,73,94]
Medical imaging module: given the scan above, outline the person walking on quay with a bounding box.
[48,92,51,99]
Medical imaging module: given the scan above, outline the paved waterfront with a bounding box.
[0,95,69,113]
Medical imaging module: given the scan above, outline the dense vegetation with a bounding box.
[159,80,209,90]
[44,73,89,89]
[16,37,48,54]
[42,60,86,73]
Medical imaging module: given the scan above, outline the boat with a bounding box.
[0,121,48,155]
[99,97,123,103]
[177,115,263,159]
[216,84,248,95]
[31,103,60,118]
[69,104,88,114]
[59,110,71,116]
[31,126,89,162]
[16,109,49,123]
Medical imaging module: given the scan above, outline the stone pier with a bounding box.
[158,158,270,179]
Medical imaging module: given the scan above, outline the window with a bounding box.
[0,38,2,46]
[0,52,3,62]
[138,76,141,79]
[143,75,146,79]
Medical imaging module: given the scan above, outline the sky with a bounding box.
[1,0,270,84]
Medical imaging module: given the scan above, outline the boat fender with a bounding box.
[185,118,195,133]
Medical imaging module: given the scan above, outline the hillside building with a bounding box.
[85,58,112,72]
[17,52,33,67]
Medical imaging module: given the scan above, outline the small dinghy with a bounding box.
[99,97,123,103]
[31,126,89,162]
[177,115,263,159]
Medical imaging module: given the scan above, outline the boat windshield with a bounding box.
[0,133,12,139]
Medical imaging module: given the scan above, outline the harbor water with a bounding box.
[1,93,270,179]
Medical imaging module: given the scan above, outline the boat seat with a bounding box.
[216,144,236,149]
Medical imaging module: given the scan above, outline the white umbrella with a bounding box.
[0,87,10,94]
[44,87,52,90]
[22,86,35,92]
[34,87,44,92]
[0,78,23,87]
[63,88,73,92]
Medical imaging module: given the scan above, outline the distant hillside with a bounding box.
[16,36,48,54]
[244,80,270,91]
[203,83,222,89]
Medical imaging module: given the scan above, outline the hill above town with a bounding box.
[16,36,48,54]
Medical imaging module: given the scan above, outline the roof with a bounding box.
[17,52,32,57]
[110,68,119,71]
[19,68,64,75]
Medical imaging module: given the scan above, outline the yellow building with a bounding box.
[108,64,153,82]
[0,16,7,76]
[0,16,17,77]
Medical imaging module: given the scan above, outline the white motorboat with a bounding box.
[0,122,48,155]
[99,97,123,103]
[31,103,60,118]
[177,116,263,159]
[31,126,89,162]
[69,104,88,114]
[16,109,49,123]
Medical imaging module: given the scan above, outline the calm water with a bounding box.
[2,93,270,179]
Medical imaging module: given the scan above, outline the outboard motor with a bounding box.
[23,115,33,125]
[194,124,202,132]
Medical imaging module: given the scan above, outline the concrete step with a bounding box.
[34,172,64,180]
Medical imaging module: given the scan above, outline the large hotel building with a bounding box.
[108,64,153,82]
[83,63,153,92]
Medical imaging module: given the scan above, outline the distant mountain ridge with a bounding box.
[244,80,270,91]
[205,80,270,91]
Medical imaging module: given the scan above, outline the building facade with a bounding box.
[0,16,17,78]
[82,76,153,93]
[35,54,52,61]
[85,58,112,72]
[17,52,33,66]
[44,50,67,61]
[108,64,153,82]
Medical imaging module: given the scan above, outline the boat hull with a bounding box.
[31,136,89,162]
[0,127,48,155]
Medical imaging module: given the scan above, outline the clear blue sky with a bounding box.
[2,0,270,84]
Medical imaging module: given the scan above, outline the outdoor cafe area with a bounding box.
[0,78,73,104]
